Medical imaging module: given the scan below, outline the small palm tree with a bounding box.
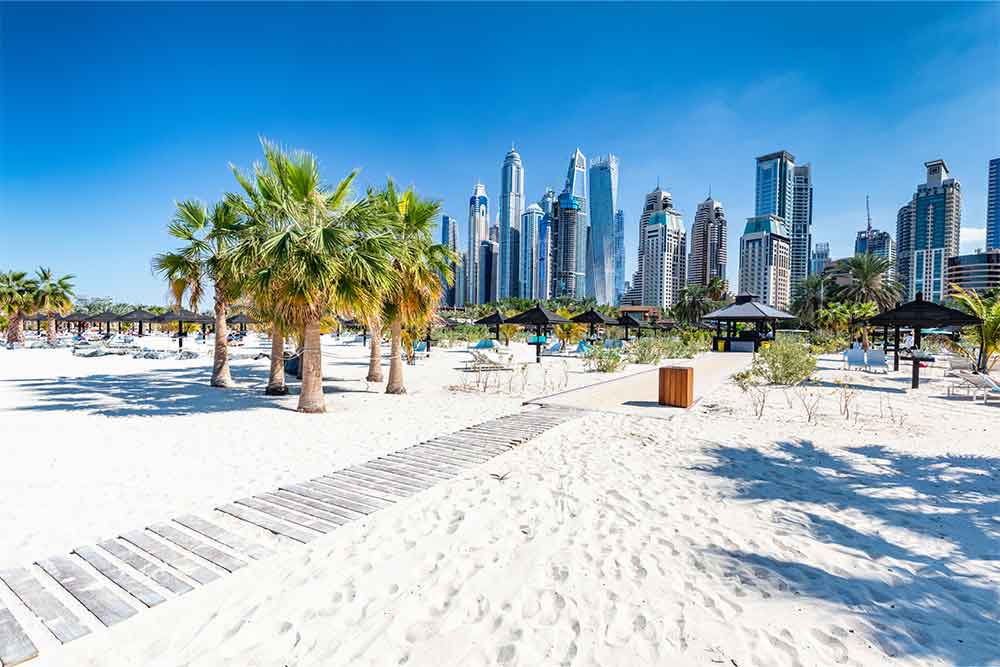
[553,308,586,349]
[672,285,711,326]
[791,273,829,328]
[951,285,999,372]
[153,200,241,387]
[0,271,38,345]
[706,276,728,301]
[33,267,75,344]
[838,254,900,311]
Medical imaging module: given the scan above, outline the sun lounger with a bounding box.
[866,349,888,373]
[844,348,866,371]
[946,357,975,376]
[575,341,594,355]
[543,341,563,355]
[471,338,496,350]
[465,349,513,371]
[947,371,1000,404]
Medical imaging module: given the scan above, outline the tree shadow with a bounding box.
[699,439,1000,663]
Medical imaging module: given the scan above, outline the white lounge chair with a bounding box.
[845,348,866,371]
[866,349,889,373]
[466,349,513,371]
[947,371,1000,404]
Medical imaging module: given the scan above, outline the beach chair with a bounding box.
[575,340,594,355]
[946,357,975,376]
[543,341,563,355]
[845,348,866,371]
[412,340,430,358]
[471,338,496,350]
[947,371,1000,404]
[866,349,889,373]
[466,349,513,371]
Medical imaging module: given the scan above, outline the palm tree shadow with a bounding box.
[698,439,1000,664]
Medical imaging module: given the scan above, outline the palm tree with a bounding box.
[377,180,455,395]
[706,276,727,301]
[153,200,241,388]
[951,285,999,372]
[553,308,586,349]
[0,271,38,345]
[838,254,900,311]
[33,268,75,344]
[819,301,877,349]
[672,285,711,326]
[791,273,829,328]
[230,141,395,412]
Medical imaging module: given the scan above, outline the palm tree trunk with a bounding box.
[366,321,383,382]
[46,313,57,345]
[297,318,326,412]
[211,288,234,388]
[7,310,24,345]
[265,323,288,395]
[385,318,406,394]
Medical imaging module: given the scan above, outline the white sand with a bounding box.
[5,348,999,666]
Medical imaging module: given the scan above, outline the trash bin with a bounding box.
[658,366,694,408]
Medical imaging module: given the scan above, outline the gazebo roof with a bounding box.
[616,313,643,327]
[504,305,571,326]
[571,308,615,325]
[87,311,122,323]
[867,292,982,328]
[24,312,48,321]
[474,310,506,326]
[62,311,92,322]
[119,308,158,322]
[227,313,258,325]
[154,308,204,323]
[703,294,795,321]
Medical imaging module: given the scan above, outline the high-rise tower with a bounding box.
[467,183,489,304]
[520,203,543,299]
[987,157,999,251]
[499,147,524,299]
[688,197,727,288]
[622,186,672,305]
[440,214,458,307]
[790,164,813,290]
[642,210,687,310]
[755,151,811,293]
[613,209,625,304]
[587,154,619,305]
[739,215,791,310]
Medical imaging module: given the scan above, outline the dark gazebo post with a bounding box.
[362,329,367,346]
[894,326,900,371]
[911,326,923,389]
[425,325,432,352]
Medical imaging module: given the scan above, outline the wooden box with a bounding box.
[658,366,694,408]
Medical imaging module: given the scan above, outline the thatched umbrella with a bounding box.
[504,305,571,363]
[867,292,982,387]
[62,311,91,333]
[227,312,258,334]
[703,293,795,352]
[154,308,202,348]
[120,309,157,336]
[616,313,643,341]
[24,312,47,334]
[87,311,122,335]
[571,308,615,340]
[474,310,506,342]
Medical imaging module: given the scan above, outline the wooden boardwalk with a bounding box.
[0,406,582,665]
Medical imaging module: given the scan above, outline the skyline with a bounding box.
[2,2,998,305]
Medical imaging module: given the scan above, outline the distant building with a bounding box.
[552,191,585,298]
[897,159,962,302]
[613,209,625,304]
[988,158,999,251]
[755,151,811,293]
[478,239,499,304]
[622,185,673,305]
[895,204,914,296]
[811,241,832,276]
[642,210,687,310]
[488,222,499,245]
[439,214,458,306]
[587,154,619,305]
[537,189,556,301]
[688,197,727,288]
[946,250,1000,296]
[520,203,543,300]
[854,229,896,279]
[467,183,489,304]
[498,147,524,299]
[739,214,791,310]
[455,252,466,308]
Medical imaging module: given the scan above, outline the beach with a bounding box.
[2,343,998,666]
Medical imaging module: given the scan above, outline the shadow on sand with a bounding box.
[699,439,999,664]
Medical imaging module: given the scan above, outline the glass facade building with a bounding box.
[498,148,524,299]
[903,160,961,302]
[467,183,489,304]
[587,154,619,305]
[613,209,625,305]
[988,158,999,251]
[520,203,543,300]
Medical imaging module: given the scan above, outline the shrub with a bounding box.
[678,327,712,352]
[628,338,663,364]
[751,337,817,385]
[808,330,850,355]
[583,347,627,373]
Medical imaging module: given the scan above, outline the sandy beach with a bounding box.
[2,343,998,666]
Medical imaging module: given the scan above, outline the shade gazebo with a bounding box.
[227,312,258,334]
[867,292,982,388]
[616,313,643,341]
[154,309,203,348]
[87,311,122,335]
[504,305,571,363]
[474,310,506,341]
[703,293,795,352]
[24,312,47,334]
[571,308,615,340]
[63,311,92,333]
[120,309,158,336]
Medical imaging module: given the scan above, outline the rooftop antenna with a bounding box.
[865,195,872,255]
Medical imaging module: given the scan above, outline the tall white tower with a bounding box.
[467,183,489,304]
[499,147,524,299]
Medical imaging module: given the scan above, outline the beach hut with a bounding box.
[87,311,122,335]
[616,312,643,341]
[474,310,506,342]
[154,309,203,348]
[227,312,258,334]
[571,308,615,340]
[504,305,571,363]
[120,309,158,336]
[703,293,795,352]
[867,292,982,388]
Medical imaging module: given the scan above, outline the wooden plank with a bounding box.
[318,473,407,502]
[364,460,445,484]
[288,483,374,516]
[451,431,520,445]
[259,492,353,525]
[73,545,165,608]
[388,450,467,473]
[428,437,509,455]
[35,556,137,627]
[305,479,391,509]
[97,540,193,596]
[277,485,364,521]
[0,603,38,666]
[414,442,494,462]
[234,498,337,534]
[350,463,436,489]
[327,469,420,497]
[120,531,219,585]
[340,466,430,492]
[174,515,274,560]
[369,458,449,482]
[147,524,247,574]
[216,503,318,544]
[398,448,478,470]
[0,567,90,643]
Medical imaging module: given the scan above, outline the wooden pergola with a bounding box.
[504,305,570,363]
[571,308,615,340]
[703,294,795,352]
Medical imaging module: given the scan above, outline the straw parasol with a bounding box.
[227,312,258,334]
[571,308,615,339]
[120,309,158,336]
[474,310,506,341]
[505,305,571,363]
[87,311,122,335]
[615,312,643,341]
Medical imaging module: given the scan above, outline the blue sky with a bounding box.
[2,2,998,305]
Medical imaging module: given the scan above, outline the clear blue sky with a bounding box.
[2,2,998,305]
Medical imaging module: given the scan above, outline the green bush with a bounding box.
[628,338,663,364]
[583,347,627,373]
[678,327,712,352]
[807,330,849,355]
[751,337,816,385]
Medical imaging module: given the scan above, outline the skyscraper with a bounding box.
[478,239,499,304]
[898,159,962,302]
[811,242,831,276]
[642,210,687,310]
[688,197,727,288]
[791,164,813,289]
[854,229,896,279]
[622,185,672,305]
[566,149,588,293]
[537,188,556,301]
[613,209,625,305]
[587,154,619,305]
[552,191,584,297]
[895,204,913,295]
[520,203,543,299]
[439,214,458,307]
[467,183,489,304]
[455,252,466,308]
[499,147,524,299]
[988,157,999,251]
[739,215,791,310]
[755,151,811,293]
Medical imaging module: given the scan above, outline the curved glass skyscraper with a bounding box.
[498,147,524,299]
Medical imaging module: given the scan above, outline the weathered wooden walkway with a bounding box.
[0,405,583,665]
